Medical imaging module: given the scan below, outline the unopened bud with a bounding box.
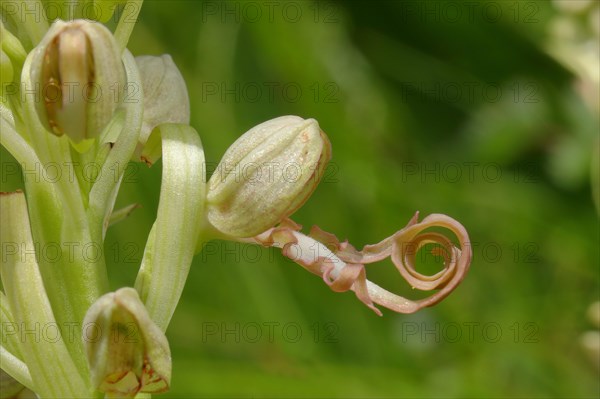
[133,54,190,160]
[207,115,331,237]
[83,287,171,397]
[30,19,125,147]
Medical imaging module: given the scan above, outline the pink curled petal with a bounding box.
[359,213,471,314]
[430,246,453,269]
[398,249,457,291]
[251,230,273,246]
[309,225,341,250]
[320,259,381,315]
[320,257,362,293]
[251,218,302,246]
[309,225,362,263]
[365,281,420,314]
[321,258,337,286]
[336,242,363,264]
[390,213,472,310]
[243,213,471,317]
[396,232,457,290]
[328,263,363,292]
[279,218,303,231]
[252,226,280,247]
[351,267,383,316]
[430,247,460,290]
[360,237,394,263]
[272,229,298,248]
[359,211,421,264]
[407,211,420,227]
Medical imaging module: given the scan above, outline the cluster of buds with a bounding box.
[2,10,188,397]
[0,2,473,398]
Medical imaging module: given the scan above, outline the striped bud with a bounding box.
[207,115,331,237]
[30,19,125,147]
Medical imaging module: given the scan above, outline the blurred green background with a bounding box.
[2,0,599,397]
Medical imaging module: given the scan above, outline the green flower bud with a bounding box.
[30,19,125,147]
[83,287,171,397]
[207,115,332,237]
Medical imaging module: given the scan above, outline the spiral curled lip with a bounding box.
[249,212,472,316]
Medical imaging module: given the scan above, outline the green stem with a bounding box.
[88,50,143,235]
[0,191,92,398]
[134,124,206,331]
[114,0,144,52]
[16,47,109,385]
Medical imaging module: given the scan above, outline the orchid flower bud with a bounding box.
[206,115,331,238]
[133,54,190,162]
[83,287,171,397]
[29,19,125,147]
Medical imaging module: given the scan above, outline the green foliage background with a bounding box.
[2,0,599,397]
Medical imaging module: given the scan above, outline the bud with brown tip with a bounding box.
[30,19,125,148]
